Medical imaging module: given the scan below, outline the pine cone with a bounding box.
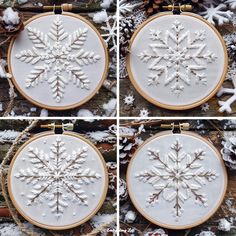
[141,0,163,16]
[119,135,139,166]
[221,136,236,169]
[120,16,135,56]
[119,178,128,203]
[227,39,236,62]
[106,162,117,196]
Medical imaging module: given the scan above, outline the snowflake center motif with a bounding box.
[14,137,101,219]
[138,20,217,95]
[135,139,218,220]
[15,16,101,103]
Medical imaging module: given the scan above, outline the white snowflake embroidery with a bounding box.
[16,16,100,102]
[101,15,117,52]
[14,137,100,218]
[138,20,217,95]
[136,139,218,219]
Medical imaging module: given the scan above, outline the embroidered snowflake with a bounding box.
[138,20,217,95]
[14,137,100,218]
[136,139,218,219]
[15,16,100,102]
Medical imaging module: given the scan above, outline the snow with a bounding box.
[0,130,28,143]
[103,98,116,116]
[87,130,116,143]
[100,0,113,9]
[0,59,12,79]
[40,109,48,117]
[90,213,116,228]
[218,218,231,231]
[1,7,20,30]
[196,231,216,236]
[30,107,37,112]
[77,109,94,120]
[0,223,25,236]
[144,228,167,236]
[93,10,108,23]
[124,210,137,223]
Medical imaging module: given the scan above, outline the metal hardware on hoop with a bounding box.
[162,4,192,12]
[43,4,73,14]
[160,123,190,133]
[40,123,74,133]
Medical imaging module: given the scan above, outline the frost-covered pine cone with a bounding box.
[107,162,117,196]
[221,136,236,169]
[119,136,139,165]
[120,16,136,56]
[227,39,236,62]
[119,178,128,203]
[141,0,164,16]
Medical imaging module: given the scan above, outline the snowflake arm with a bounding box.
[66,28,88,49]
[48,16,68,42]
[16,47,42,65]
[67,66,90,89]
[27,27,50,49]
[73,49,101,66]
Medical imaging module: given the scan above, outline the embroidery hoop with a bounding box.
[7,11,109,110]
[126,12,228,110]
[126,130,228,229]
[7,130,109,230]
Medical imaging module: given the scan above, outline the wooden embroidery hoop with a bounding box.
[7,130,109,230]
[126,130,228,229]
[126,12,228,110]
[7,11,109,110]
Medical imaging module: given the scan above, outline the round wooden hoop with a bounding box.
[126,130,228,229]
[8,131,109,230]
[7,12,109,110]
[126,12,228,110]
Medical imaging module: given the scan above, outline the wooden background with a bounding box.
[119,13,236,117]
[0,119,117,235]
[119,119,236,236]
[0,0,116,117]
